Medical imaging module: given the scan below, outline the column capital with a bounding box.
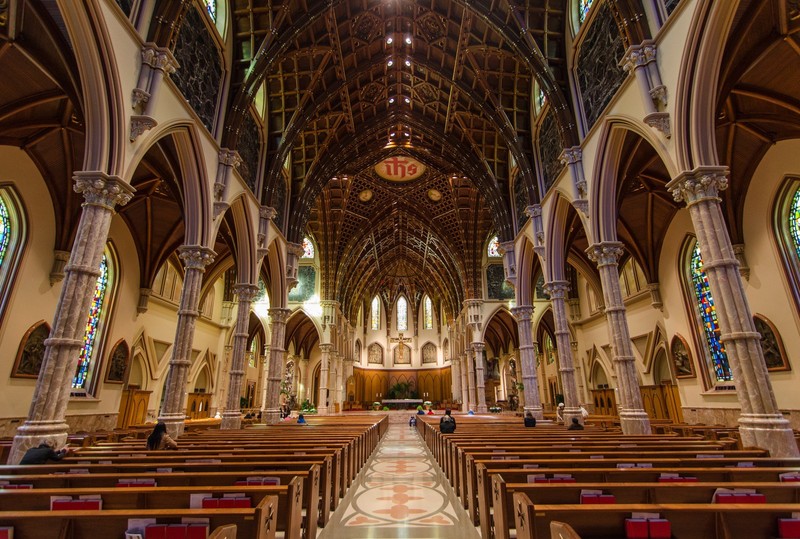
[667,166,729,207]
[260,206,278,221]
[267,307,291,325]
[319,343,333,353]
[219,148,242,168]
[586,242,624,267]
[559,146,582,165]
[73,172,135,209]
[620,42,651,73]
[142,43,179,74]
[525,204,542,218]
[511,305,534,322]
[472,342,485,353]
[178,245,216,270]
[543,280,570,299]
[233,283,260,302]
[287,241,304,257]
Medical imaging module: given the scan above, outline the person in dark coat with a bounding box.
[567,417,584,430]
[20,442,71,464]
[524,411,536,427]
[439,409,456,433]
[146,421,178,450]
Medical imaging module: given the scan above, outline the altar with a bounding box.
[381,398,423,410]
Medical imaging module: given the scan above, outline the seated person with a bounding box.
[408,415,417,427]
[439,409,456,433]
[524,411,536,427]
[20,442,71,464]
[146,421,178,450]
[296,414,307,424]
[426,409,434,415]
[567,417,584,430]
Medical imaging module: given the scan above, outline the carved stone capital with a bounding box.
[543,280,570,300]
[131,88,150,110]
[511,305,534,322]
[233,283,261,303]
[73,172,135,209]
[644,111,671,138]
[137,287,152,314]
[219,149,242,168]
[130,115,157,141]
[586,242,624,267]
[178,245,216,270]
[667,166,729,207]
[142,43,179,74]
[647,283,663,310]
[525,204,542,218]
[620,46,648,73]
[650,85,668,108]
[287,242,304,258]
[260,206,278,221]
[559,146,582,166]
[572,198,589,217]
[267,308,291,325]
[49,250,71,285]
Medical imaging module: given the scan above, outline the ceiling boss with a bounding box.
[374,155,426,183]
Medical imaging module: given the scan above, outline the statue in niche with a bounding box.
[105,340,130,383]
[368,343,383,364]
[670,335,695,378]
[754,316,789,371]
[12,321,50,378]
[394,344,411,365]
[284,360,295,392]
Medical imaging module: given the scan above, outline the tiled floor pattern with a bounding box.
[318,423,481,538]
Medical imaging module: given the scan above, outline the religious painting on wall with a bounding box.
[487,264,514,300]
[368,343,383,364]
[753,315,790,372]
[670,334,695,378]
[422,342,437,364]
[394,344,412,365]
[11,320,50,378]
[105,339,131,384]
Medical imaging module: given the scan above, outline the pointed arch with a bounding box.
[0,186,28,326]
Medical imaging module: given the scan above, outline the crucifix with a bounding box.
[390,333,413,362]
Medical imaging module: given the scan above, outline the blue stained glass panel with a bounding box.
[579,0,595,24]
[397,297,408,331]
[73,255,109,389]
[0,198,10,269]
[371,296,380,330]
[789,189,800,257]
[205,0,216,21]
[690,243,732,382]
[487,236,500,257]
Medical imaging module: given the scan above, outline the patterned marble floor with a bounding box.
[318,422,482,539]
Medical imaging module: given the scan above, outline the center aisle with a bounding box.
[318,420,481,538]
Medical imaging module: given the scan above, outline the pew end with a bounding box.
[210,524,237,539]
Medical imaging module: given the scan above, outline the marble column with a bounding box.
[220,284,260,429]
[465,348,477,412]
[264,308,290,424]
[668,167,799,457]
[451,356,462,403]
[259,345,270,417]
[9,173,134,464]
[334,352,344,413]
[587,243,651,435]
[459,353,470,412]
[299,357,310,403]
[544,281,583,425]
[318,344,332,415]
[158,246,216,438]
[511,305,543,419]
[473,343,488,413]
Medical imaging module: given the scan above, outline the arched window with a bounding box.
[423,296,433,329]
[0,187,26,324]
[772,178,800,315]
[301,236,315,259]
[397,296,408,331]
[371,296,381,330]
[73,249,115,391]
[578,0,595,24]
[685,239,732,383]
[487,236,501,258]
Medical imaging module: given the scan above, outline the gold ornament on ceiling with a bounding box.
[358,189,374,202]
[374,156,426,183]
[427,189,442,202]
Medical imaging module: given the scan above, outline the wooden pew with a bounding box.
[210,524,237,539]
[0,495,279,539]
[512,494,800,539]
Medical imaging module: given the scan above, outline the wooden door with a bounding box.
[590,388,617,416]
[116,389,151,428]
[640,383,683,422]
[186,392,212,419]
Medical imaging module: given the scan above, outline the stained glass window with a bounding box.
[487,236,501,257]
[0,197,10,269]
[301,236,314,259]
[689,242,732,382]
[371,296,380,330]
[72,254,109,390]
[789,188,800,257]
[578,0,595,24]
[205,0,216,21]
[423,296,433,329]
[397,296,408,331]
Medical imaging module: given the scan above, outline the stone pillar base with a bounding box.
[619,410,651,435]
[562,407,583,427]
[8,420,69,464]
[263,409,281,425]
[524,405,544,420]
[219,412,242,430]
[317,406,329,416]
[476,405,488,413]
[739,413,800,457]
[158,413,186,439]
